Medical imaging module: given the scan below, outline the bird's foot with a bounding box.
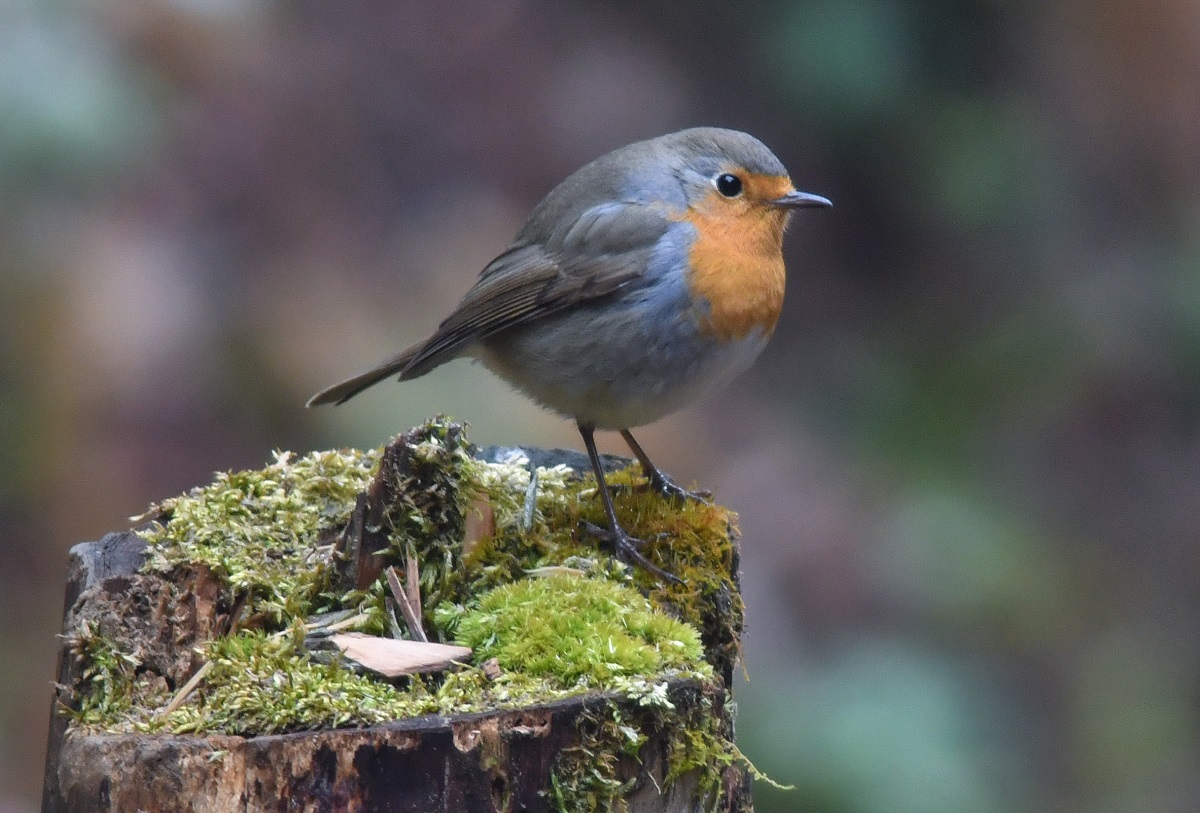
[580,521,683,585]
[645,471,713,505]
[605,472,712,505]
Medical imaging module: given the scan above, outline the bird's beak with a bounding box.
[770,189,832,209]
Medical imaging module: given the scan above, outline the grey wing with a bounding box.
[399,202,673,379]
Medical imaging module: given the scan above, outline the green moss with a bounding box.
[65,622,149,729]
[457,462,745,679]
[547,684,778,813]
[363,420,480,614]
[663,693,743,796]
[445,574,710,688]
[139,447,380,624]
[68,418,744,777]
[163,632,438,735]
[551,703,648,812]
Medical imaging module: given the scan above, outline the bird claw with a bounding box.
[647,473,713,505]
[580,521,684,586]
[605,474,713,506]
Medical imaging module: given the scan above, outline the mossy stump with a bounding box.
[42,419,754,812]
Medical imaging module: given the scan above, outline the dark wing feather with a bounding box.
[399,202,673,378]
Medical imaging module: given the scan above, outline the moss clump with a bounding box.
[140,448,379,624]
[664,692,750,795]
[167,632,438,735]
[361,420,480,614]
[575,472,745,679]
[68,418,741,751]
[551,703,649,812]
[66,622,160,730]
[548,683,774,813]
[444,574,710,687]
[450,461,745,681]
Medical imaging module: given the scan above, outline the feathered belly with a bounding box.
[475,294,769,430]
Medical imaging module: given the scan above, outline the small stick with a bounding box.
[406,543,422,624]
[384,598,406,641]
[222,592,249,637]
[316,612,373,635]
[385,566,428,643]
[162,660,213,716]
[522,469,539,531]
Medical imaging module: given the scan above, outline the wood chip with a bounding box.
[330,633,471,677]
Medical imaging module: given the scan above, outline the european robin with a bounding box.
[308,127,830,582]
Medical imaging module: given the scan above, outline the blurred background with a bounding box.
[4,1,1199,810]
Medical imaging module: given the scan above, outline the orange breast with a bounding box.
[679,175,792,342]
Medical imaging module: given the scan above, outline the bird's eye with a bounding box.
[715,173,743,198]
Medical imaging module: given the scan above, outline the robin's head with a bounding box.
[651,128,830,222]
[517,128,829,246]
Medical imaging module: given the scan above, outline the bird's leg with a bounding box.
[619,429,713,504]
[578,424,682,585]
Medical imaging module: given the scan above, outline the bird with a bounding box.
[308,127,830,582]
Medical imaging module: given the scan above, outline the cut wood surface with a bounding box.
[50,683,741,813]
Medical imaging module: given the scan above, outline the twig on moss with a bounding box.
[385,565,427,642]
[162,660,213,716]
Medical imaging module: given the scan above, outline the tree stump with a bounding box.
[41,422,753,812]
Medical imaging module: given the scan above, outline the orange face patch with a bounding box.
[678,172,795,342]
